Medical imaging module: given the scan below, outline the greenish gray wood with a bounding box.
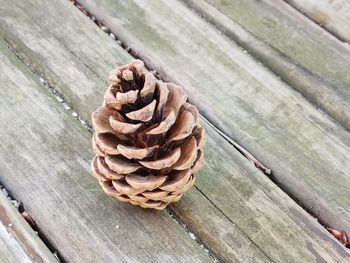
[173,118,350,262]
[71,0,350,237]
[0,39,212,263]
[0,0,349,262]
[195,0,350,98]
[0,35,269,263]
[184,0,350,132]
[0,0,130,123]
[0,191,57,263]
[284,0,350,43]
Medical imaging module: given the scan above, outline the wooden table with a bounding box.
[0,0,349,262]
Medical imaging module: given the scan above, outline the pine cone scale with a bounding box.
[140,73,156,97]
[125,174,167,191]
[146,110,175,135]
[125,99,157,122]
[94,133,120,155]
[109,112,143,134]
[167,110,195,142]
[173,137,198,170]
[112,180,144,196]
[105,155,141,174]
[159,169,191,191]
[139,147,181,170]
[96,156,124,180]
[117,144,157,160]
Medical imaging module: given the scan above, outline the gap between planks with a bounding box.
[2,41,271,262]
[70,0,343,256]
[0,181,63,263]
[3,38,220,263]
[0,36,217,262]
[2,1,348,262]
[69,0,350,248]
[181,0,350,133]
[1,12,290,263]
[70,0,271,175]
[0,186,58,263]
[69,0,338,241]
[282,0,350,43]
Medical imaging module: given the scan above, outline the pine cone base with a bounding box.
[91,60,205,210]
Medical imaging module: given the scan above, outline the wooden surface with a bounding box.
[0,191,57,263]
[0,39,211,262]
[185,0,350,132]
[1,0,350,262]
[1,0,349,262]
[285,0,350,43]
[192,0,350,100]
[74,0,350,236]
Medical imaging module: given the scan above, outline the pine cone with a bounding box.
[91,60,205,210]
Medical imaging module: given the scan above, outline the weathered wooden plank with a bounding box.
[72,0,350,237]
[174,119,350,262]
[0,191,57,263]
[0,40,212,263]
[0,39,272,263]
[2,41,348,263]
[184,0,350,132]
[284,0,350,43]
[0,0,130,123]
[1,0,349,262]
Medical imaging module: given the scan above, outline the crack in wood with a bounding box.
[3,36,219,263]
[71,0,272,175]
[0,206,45,263]
[282,0,349,43]
[69,0,350,252]
[180,0,350,133]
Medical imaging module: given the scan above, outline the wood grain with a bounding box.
[0,191,57,263]
[0,39,211,263]
[173,119,350,262]
[72,0,350,237]
[0,0,130,123]
[184,0,350,132]
[193,0,350,98]
[1,0,349,261]
[0,42,269,262]
[284,0,350,43]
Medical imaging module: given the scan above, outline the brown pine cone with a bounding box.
[91,60,205,210]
